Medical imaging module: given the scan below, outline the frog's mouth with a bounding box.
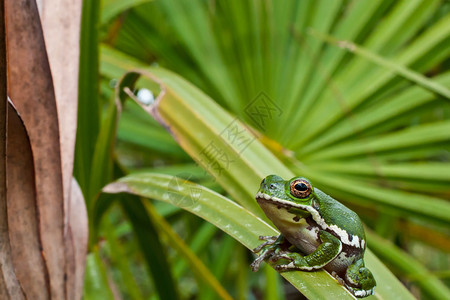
[255,192,301,209]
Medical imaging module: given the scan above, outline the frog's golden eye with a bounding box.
[290,179,312,199]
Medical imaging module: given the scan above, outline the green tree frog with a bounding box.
[251,175,376,298]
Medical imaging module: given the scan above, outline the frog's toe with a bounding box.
[345,286,375,298]
[258,235,277,241]
[252,242,269,253]
[269,252,292,262]
[250,258,263,272]
[251,253,270,272]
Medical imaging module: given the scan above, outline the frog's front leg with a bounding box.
[251,235,286,272]
[271,231,341,271]
[344,259,376,298]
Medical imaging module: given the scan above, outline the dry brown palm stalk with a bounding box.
[0,0,87,299]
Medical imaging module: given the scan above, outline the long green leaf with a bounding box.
[83,251,114,300]
[173,222,217,278]
[102,217,144,300]
[75,0,101,195]
[120,196,179,300]
[300,72,450,154]
[305,121,450,161]
[367,231,450,299]
[144,202,233,300]
[307,28,450,100]
[101,0,153,25]
[313,161,450,182]
[87,100,117,205]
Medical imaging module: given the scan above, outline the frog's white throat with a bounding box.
[255,192,364,249]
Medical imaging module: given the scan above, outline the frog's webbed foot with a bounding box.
[251,235,285,272]
[344,259,376,298]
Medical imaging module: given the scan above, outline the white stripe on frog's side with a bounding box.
[256,192,363,248]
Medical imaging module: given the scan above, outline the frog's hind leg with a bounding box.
[344,258,376,298]
[271,231,342,271]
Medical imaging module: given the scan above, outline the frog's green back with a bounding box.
[314,189,366,246]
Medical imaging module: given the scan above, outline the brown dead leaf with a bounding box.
[0,5,26,299]
[6,0,66,298]
[36,1,86,298]
[7,101,49,300]
[36,0,82,209]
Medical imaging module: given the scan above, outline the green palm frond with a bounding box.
[77,1,450,299]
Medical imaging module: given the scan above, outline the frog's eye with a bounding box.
[290,179,312,199]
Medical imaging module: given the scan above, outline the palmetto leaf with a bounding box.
[107,67,430,299]
[98,1,450,298]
